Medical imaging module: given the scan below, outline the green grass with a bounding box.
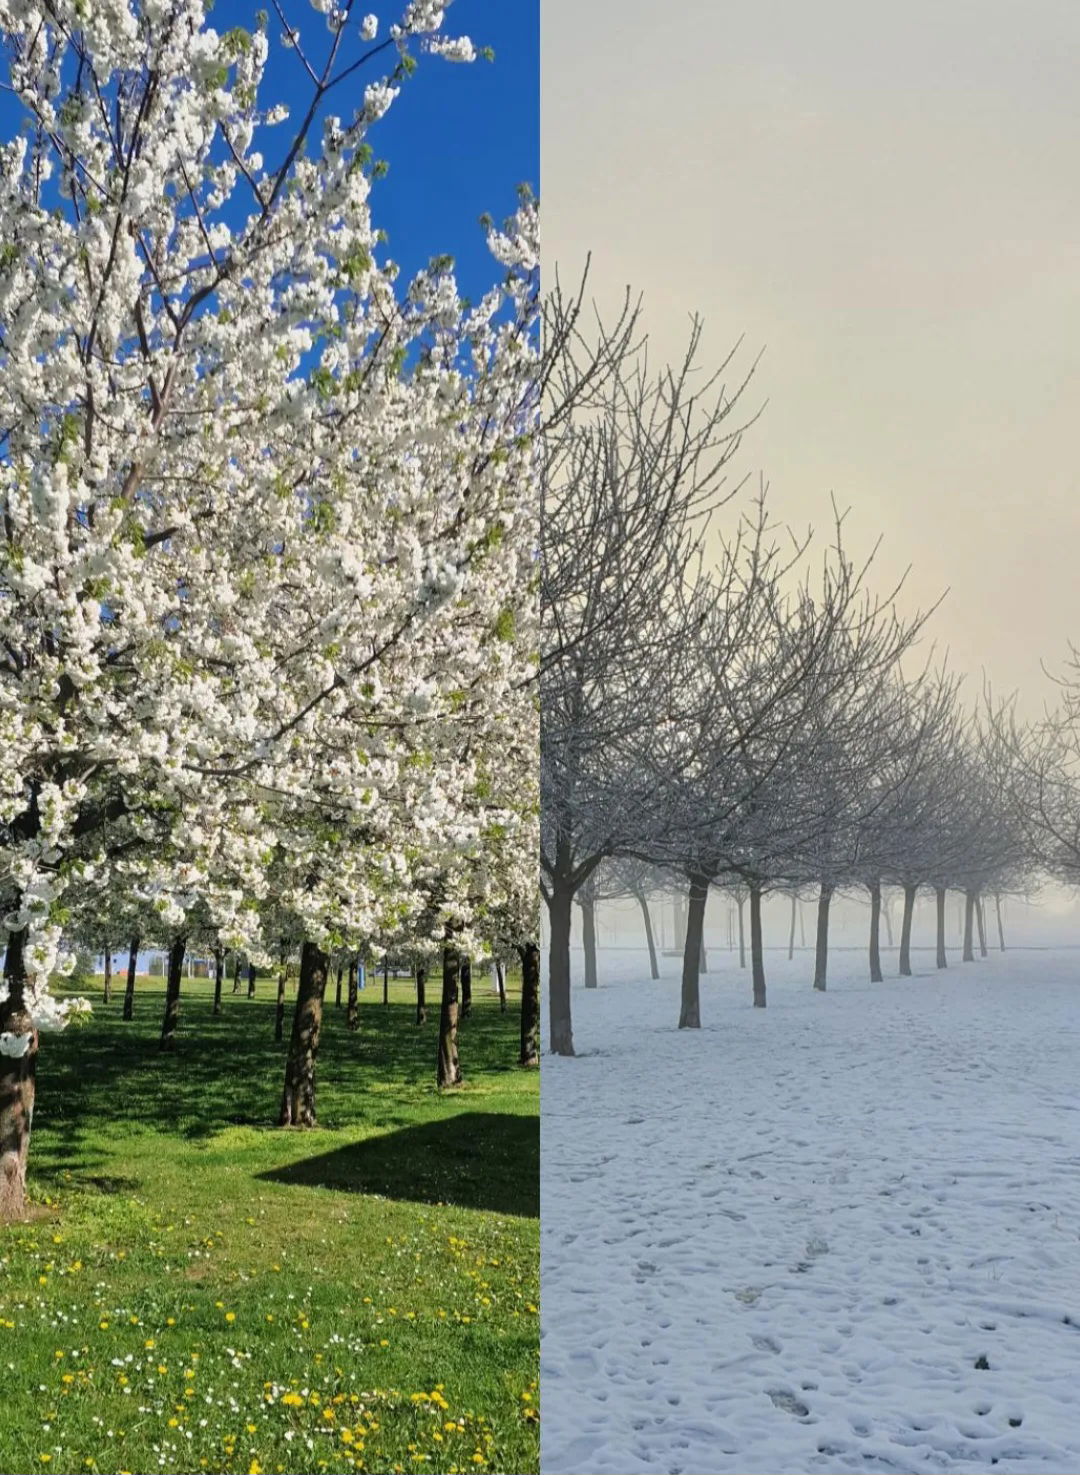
[0,972,538,1475]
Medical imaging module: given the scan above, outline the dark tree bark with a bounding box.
[0,927,36,1221]
[232,953,242,994]
[813,882,834,991]
[122,935,140,1021]
[415,963,427,1025]
[334,957,343,1008]
[737,892,746,968]
[346,955,359,1031]
[246,962,257,998]
[883,896,894,948]
[382,956,389,1006]
[160,936,187,1050]
[460,956,473,1018]
[212,947,224,1016]
[788,893,797,961]
[935,886,948,969]
[749,882,767,1008]
[102,946,112,1004]
[995,892,1006,951]
[547,876,575,1056]
[962,890,976,962]
[519,941,540,1068]
[437,942,462,1087]
[976,895,988,957]
[495,958,507,1012]
[274,944,288,1041]
[279,941,330,1126]
[635,889,660,979]
[678,872,709,1028]
[868,879,884,982]
[581,895,598,989]
[899,882,917,976]
[699,926,708,974]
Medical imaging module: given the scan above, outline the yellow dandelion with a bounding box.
[225,1312,236,1323]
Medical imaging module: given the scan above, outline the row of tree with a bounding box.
[539,298,1080,1053]
[0,2,541,1220]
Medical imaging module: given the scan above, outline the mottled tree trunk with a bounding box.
[678,873,709,1028]
[995,892,1006,951]
[581,896,598,989]
[102,947,112,1004]
[416,964,427,1024]
[275,944,288,1042]
[868,879,883,982]
[635,890,660,979]
[159,936,187,1050]
[519,941,540,1068]
[788,893,797,960]
[976,895,988,956]
[899,882,917,976]
[547,875,575,1057]
[935,886,948,969]
[346,955,359,1031]
[212,947,224,1016]
[749,882,767,1008]
[883,896,894,948]
[279,941,330,1127]
[0,927,36,1222]
[813,883,833,991]
[232,954,242,994]
[737,893,746,969]
[437,942,462,1087]
[495,958,507,1012]
[334,957,343,1008]
[246,962,257,998]
[122,935,140,1021]
[382,957,389,1006]
[962,890,976,962]
[460,956,473,1018]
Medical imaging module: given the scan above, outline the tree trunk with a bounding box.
[899,882,917,976]
[334,957,343,1008]
[346,955,359,1031]
[976,895,988,956]
[581,895,598,989]
[813,883,833,991]
[737,893,746,968]
[883,895,894,948]
[935,886,948,969]
[547,874,575,1057]
[279,941,330,1127]
[382,957,389,1006]
[102,947,112,1004]
[699,926,708,974]
[246,962,257,998]
[519,942,540,1068]
[678,873,709,1028]
[868,879,883,982]
[212,947,224,1016]
[788,893,797,960]
[159,936,187,1050]
[415,963,427,1025]
[275,945,288,1041]
[962,890,976,962]
[495,958,507,1012]
[122,936,140,1021]
[995,892,1006,951]
[437,942,462,1087]
[460,956,473,1017]
[749,883,767,1008]
[0,927,36,1222]
[636,890,660,979]
[232,953,242,994]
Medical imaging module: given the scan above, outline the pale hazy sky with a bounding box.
[542,0,1080,714]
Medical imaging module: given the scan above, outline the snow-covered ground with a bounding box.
[541,948,1080,1474]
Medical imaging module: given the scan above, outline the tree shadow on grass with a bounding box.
[257,1112,539,1218]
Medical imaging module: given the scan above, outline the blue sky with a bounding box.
[0,0,538,303]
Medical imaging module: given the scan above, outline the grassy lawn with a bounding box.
[0,970,538,1475]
